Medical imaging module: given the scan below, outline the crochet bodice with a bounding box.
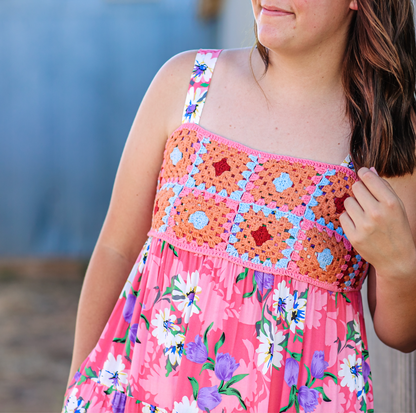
[147,50,369,292]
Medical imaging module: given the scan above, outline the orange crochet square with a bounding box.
[235,209,292,263]
[152,188,175,231]
[193,140,251,195]
[161,128,199,183]
[171,193,233,248]
[250,160,316,208]
[311,172,355,228]
[297,226,347,284]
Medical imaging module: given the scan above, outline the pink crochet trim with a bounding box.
[148,230,365,293]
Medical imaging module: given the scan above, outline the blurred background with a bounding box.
[0,0,415,411]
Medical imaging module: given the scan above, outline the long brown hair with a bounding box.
[254,0,416,177]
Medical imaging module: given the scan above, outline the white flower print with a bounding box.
[272,280,294,321]
[173,395,199,413]
[138,237,151,273]
[192,53,216,83]
[183,87,205,124]
[151,308,180,346]
[92,352,128,392]
[172,271,202,323]
[165,333,186,366]
[142,402,168,413]
[119,262,139,299]
[287,291,307,333]
[339,353,364,397]
[118,238,151,299]
[64,388,87,413]
[256,323,285,374]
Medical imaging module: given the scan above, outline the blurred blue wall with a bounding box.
[0,0,217,257]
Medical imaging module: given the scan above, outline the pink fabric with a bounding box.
[61,237,374,412]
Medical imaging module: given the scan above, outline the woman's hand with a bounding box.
[340,166,416,352]
[339,167,416,279]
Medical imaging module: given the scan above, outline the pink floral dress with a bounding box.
[62,50,374,413]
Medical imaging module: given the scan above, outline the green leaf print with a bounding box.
[295,397,300,413]
[140,314,150,330]
[224,374,249,389]
[104,385,115,395]
[161,240,166,253]
[341,292,352,303]
[221,387,247,410]
[168,243,179,257]
[166,357,173,377]
[203,322,214,354]
[130,286,140,297]
[285,348,303,362]
[76,375,87,386]
[200,362,215,374]
[360,397,367,412]
[305,365,312,387]
[163,274,179,297]
[243,273,258,298]
[125,336,131,358]
[313,386,331,402]
[188,376,199,400]
[236,268,249,283]
[280,386,296,412]
[323,371,338,384]
[84,366,98,379]
[84,401,91,412]
[214,332,226,356]
[113,326,129,344]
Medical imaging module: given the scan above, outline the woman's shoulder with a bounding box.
[152,48,252,133]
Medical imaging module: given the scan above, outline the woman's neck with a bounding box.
[253,38,348,106]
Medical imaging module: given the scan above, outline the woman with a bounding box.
[62,0,416,411]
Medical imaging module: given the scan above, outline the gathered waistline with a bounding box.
[148,230,366,293]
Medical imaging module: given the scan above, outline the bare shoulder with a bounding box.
[209,47,255,83]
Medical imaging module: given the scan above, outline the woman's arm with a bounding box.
[66,50,198,386]
[341,167,416,353]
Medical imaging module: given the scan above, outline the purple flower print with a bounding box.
[186,335,208,364]
[197,386,222,411]
[129,323,139,343]
[363,360,371,383]
[73,371,81,383]
[311,351,329,379]
[193,62,208,78]
[284,358,299,387]
[215,353,240,381]
[254,271,274,293]
[186,103,197,115]
[122,293,136,323]
[111,391,127,413]
[298,386,319,413]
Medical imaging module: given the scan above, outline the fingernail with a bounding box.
[370,167,379,176]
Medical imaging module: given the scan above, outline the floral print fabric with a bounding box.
[62,237,374,412]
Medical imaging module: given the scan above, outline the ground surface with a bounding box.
[0,266,84,412]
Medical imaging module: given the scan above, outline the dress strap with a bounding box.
[340,154,355,171]
[182,49,223,125]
